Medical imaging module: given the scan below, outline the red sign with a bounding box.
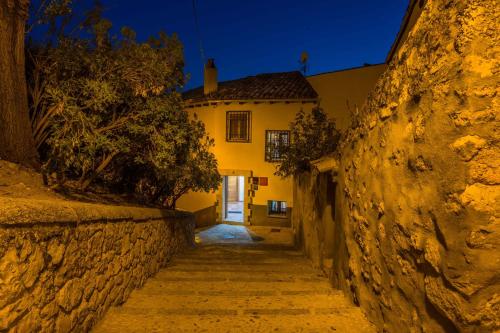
[259,177,268,186]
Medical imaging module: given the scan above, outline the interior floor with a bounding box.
[225,201,244,222]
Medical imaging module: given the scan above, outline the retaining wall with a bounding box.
[0,197,195,332]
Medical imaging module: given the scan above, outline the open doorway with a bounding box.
[223,175,245,223]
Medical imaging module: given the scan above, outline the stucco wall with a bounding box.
[307,64,386,131]
[293,0,499,332]
[0,197,194,332]
[178,101,316,226]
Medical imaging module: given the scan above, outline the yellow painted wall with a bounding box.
[177,101,317,221]
[307,64,386,131]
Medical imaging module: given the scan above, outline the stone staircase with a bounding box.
[93,242,375,332]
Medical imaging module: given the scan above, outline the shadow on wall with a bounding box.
[293,171,347,282]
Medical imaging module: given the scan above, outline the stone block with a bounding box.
[57,279,83,312]
[22,246,45,288]
[47,241,65,267]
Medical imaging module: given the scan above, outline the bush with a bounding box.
[275,106,340,177]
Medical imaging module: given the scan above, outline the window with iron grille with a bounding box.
[265,130,290,162]
[268,200,287,217]
[226,111,251,142]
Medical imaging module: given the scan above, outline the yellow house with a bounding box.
[178,62,388,228]
[307,64,387,131]
[178,61,318,227]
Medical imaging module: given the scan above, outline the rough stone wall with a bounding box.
[0,200,194,332]
[293,0,499,332]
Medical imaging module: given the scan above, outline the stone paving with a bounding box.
[93,225,375,332]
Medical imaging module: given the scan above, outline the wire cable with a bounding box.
[192,0,206,64]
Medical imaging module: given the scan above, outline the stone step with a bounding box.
[135,289,343,297]
[176,252,306,260]
[164,261,318,270]
[156,266,325,279]
[154,269,326,282]
[114,306,361,316]
[171,256,311,265]
[142,279,334,293]
[120,294,349,311]
[182,246,302,255]
[171,256,311,263]
[172,256,307,264]
[93,312,375,333]
[163,263,319,274]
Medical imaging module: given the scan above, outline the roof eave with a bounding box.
[183,97,319,108]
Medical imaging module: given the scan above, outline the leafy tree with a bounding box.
[27,2,220,205]
[275,106,340,177]
[133,114,220,209]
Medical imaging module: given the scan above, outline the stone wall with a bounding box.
[0,197,195,332]
[292,0,499,332]
[293,171,339,273]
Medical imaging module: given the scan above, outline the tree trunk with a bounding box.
[79,152,118,191]
[0,0,39,168]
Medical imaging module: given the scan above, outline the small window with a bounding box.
[265,130,290,162]
[268,200,287,217]
[226,111,251,142]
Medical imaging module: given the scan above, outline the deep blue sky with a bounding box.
[37,1,410,90]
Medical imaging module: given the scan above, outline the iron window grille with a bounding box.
[226,111,251,142]
[265,130,290,162]
[268,200,287,217]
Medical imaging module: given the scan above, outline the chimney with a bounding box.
[204,59,218,95]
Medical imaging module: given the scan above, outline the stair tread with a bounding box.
[94,312,374,333]
[120,294,350,310]
[93,243,375,333]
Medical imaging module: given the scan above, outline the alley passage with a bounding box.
[93,225,375,332]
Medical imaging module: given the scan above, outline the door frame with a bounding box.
[216,169,252,225]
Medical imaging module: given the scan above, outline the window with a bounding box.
[265,130,290,162]
[226,111,251,142]
[268,200,287,217]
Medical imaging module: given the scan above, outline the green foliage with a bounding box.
[275,106,340,177]
[28,3,220,207]
[134,114,220,209]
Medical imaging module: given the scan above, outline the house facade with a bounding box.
[177,62,391,228]
[177,63,318,227]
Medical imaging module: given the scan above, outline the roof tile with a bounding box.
[183,71,318,103]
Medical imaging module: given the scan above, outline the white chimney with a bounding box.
[204,58,218,95]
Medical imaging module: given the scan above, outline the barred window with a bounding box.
[226,111,251,142]
[268,200,287,217]
[265,130,290,162]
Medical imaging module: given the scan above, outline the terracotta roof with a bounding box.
[183,71,318,103]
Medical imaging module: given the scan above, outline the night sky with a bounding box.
[37,1,410,90]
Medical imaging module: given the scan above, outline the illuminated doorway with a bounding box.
[223,176,245,223]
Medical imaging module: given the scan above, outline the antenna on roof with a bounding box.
[299,51,309,75]
[192,0,205,65]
